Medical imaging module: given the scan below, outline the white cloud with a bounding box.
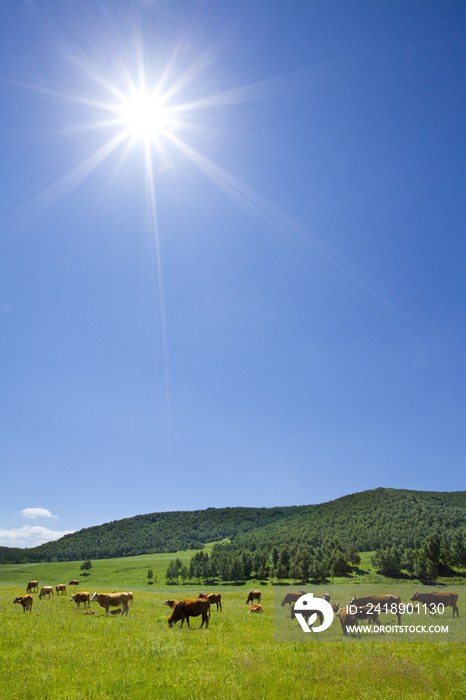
[0,525,75,548]
[21,507,58,519]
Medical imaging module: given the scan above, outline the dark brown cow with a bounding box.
[168,598,210,629]
[13,595,33,612]
[248,603,264,613]
[68,580,80,586]
[349,594,402,625]
[70,592,91,608]
[245,590,261,604]
[26,580,39,593]
[411,591,459,618]
[290,602,323,626]
[281,591,306,607]
[110,608,122,615]
[38,586,54,599]
[91,592,131,616]
[199,593,222,611]
[55,584,66,595]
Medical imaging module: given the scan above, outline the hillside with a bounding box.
[2,487,466,564]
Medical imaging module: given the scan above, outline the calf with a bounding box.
[26,580,39,594]
[55,584,67,595]
[248,603,264,613]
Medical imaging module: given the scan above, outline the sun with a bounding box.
[120,90,169,140]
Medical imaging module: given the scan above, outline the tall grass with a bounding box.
[1,558,465,699]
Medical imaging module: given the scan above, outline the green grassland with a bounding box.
[1,553,466,699]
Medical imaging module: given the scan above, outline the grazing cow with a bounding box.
[13,595,33,612]
[70,592,91,608]
[83,610,96,615]
[281,591,307,607]
[38,586,54,599]
[349,594,402,625]
[245,590,261,604]
[68,580,79,586]
[26,580,39,594]
[55,584,66,595]
[411,591,459,618]
[168,598,210,629]
[248,604,264,613]
[338,605,382,636]
[91,592,131,617]
[199,593,222,611]
[110,608,122,615]
[163,599,179,608]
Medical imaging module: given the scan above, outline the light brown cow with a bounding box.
[349,594,402,625]
[26,580,39,593]
[91,592,131,616]
[13,595,33,612]
[163,599,179,608]
[68,580,80,586]
[83,610,96,615]
[248,604,264,613]
[39,586,54,599]
[168,598,210,629]
[199,593,222,611]
[55,584,66,595]
[411,591,459,618]
[245,590,261,604]
[70,592,91,608]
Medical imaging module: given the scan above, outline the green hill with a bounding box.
[2,487,466,564]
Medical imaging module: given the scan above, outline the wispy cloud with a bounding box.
[0,525,75,548]
[21,507,58,519]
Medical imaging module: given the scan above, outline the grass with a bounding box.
[1,554,465,699]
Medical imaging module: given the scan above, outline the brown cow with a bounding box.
[83,610,96,615]
[168,598,210,629]
[199,593,222,611]
[290,602,323,626]
[13,595,33,612]
[338,605,382,636]
[349,594,402,625]
[55,584,66,595]
[163,599,179,608]
[411,591,459,618]
[26,580,39,593]
[281,591,306,607]
[245,590,261,604]
[91,592,131,617]
[68,580,80,586]
[38,586,54,599]
[70,592,90,608]
[248,603,264,613]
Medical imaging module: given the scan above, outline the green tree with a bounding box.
[80,559,92,573]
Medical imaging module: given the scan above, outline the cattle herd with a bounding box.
[11,581,460,635]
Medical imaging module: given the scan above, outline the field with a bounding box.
[1,553,466,699]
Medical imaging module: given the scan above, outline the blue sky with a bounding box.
[1,0,465,548]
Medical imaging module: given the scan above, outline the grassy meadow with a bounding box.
[1,552,466,699]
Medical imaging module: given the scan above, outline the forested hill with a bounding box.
[2,488,466,564]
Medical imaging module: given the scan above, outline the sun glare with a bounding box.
[120,91,168,140]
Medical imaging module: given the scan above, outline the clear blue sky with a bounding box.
[1,0,465,547]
